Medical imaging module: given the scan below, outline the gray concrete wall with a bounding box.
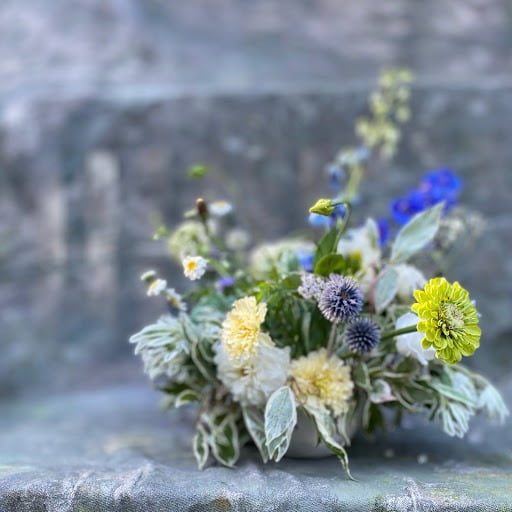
[1,0,511,394]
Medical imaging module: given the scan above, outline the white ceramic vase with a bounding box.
[286,410,357,459]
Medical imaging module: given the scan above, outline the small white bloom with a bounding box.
[297,273,326,301]
[226,229,250,251]
[183,256,208,280]
[337,219,381,269]
[210,200,233,217]
[395,264,427,302]
[147,279,167,297]
[165,288,187,312]
[395,312,436,365]
[214,343,290,407]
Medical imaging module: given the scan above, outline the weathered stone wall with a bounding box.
[1,0,511,394]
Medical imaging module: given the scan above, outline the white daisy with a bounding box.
[165,288,187,312]
[395,312,435,365]
[147,279,167,297]
[214,343,290,407]
[183,256,208,280]
[210,200,233,217]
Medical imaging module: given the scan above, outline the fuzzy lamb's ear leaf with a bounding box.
[193,424,210,470]
[374,267,399,313]
[242,407,269,463]
[304,406,354,480]
[390,203,443,263]
[264,386,297,462]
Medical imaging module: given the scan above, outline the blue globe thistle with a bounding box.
[318,275,363,323]
[345,317,381,353]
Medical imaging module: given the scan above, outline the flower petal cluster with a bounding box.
[221,297,271,360]
[297,273,326,301]
[290,348,353,417]
[215,343,290,407]
[395,312,435,365]
[412,278,481,364]
[318,274,363,323]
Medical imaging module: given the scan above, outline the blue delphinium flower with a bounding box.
[216,276,236,293]
[420,168,462,207]
[318,275,363,323]
[327,163,345,190]
[391,168,462,225]
[345,317,381,353]
[296,250,314,273]
[308,203,347,228]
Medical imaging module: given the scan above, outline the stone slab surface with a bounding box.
[0,383,510,511]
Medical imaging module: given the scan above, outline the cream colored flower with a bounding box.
[182,256,208,280]
[395,312,435,365]
[214,343,290,406]
[289,348,354,417]
[221,297,272,359]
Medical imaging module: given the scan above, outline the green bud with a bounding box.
[309,198,336,216]
[187,164,208,178]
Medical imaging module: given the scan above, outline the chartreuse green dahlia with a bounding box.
[411,277,481,364]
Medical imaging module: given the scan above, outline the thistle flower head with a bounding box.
[345,317,381,353]
[411,277,481,364]
[318,274,363,323]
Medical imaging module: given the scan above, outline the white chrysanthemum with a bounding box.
[210,200,233,217]
[395,264,427,302]
[165,288,187,312]
[226,229,251,250]
[337,219,381,269]
[297,273,326,301]
[183,256,208,280]
[147,279,167,297]
[395,312,435,365]
[214,343,290,406]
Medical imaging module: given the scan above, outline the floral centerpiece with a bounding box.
[130,70,508,477]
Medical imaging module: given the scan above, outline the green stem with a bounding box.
[326,323,338,355]
[381,324,417,341]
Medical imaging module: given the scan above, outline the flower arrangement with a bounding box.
[130,70,508,477]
